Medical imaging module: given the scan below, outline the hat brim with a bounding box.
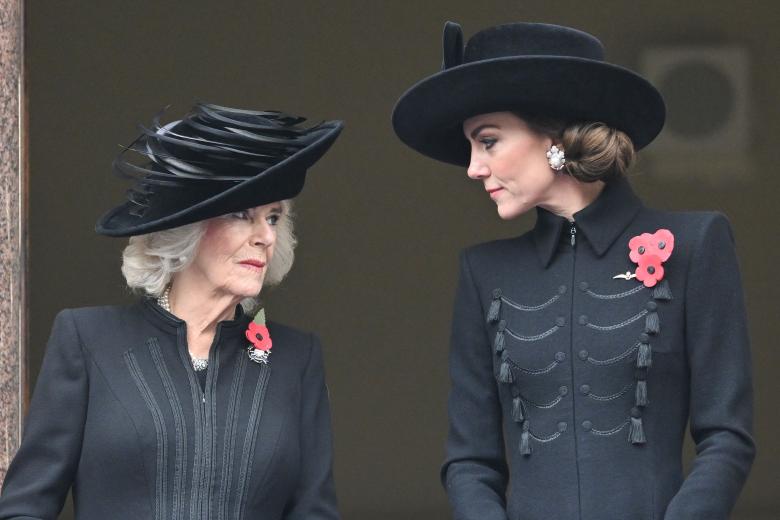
[392,56,665,166]
[95,120,344,237]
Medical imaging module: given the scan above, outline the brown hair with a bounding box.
[518,114,636,182]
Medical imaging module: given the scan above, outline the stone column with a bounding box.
[0,0,26,483]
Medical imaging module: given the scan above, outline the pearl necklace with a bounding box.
[157,285,209,372]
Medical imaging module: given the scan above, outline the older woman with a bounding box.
[393,22,755,520]
[0,104,344,519]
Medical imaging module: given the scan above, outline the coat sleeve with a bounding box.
[283,334,340,520]
[441,250,509,520]
[664,213,756,520]
[0,310,88,519]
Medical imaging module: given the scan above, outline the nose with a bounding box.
[467,155,490,180]
[251,220,276,248]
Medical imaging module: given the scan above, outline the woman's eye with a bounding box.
[266,214,280,226]
[479,137,497,150]
[230,210,250,220]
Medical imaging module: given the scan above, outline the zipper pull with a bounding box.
[202,395,206,404]
[570,222,577,247]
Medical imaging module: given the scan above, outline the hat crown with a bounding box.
[462,23,605,66]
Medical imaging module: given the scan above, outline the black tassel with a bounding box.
[645,312,660,334]
[629,416,646,445]
[487,289,502,323]
[494,321,506,354]
[520,422,531,456]
[512,396,524,422]
[635,380,648,407]
[499,356,513,384]
[653,279,673,300]
[637,342,652,368]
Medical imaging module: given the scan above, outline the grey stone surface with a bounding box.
[0,0,24,485]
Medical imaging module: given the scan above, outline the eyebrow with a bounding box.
[469,124,500,140]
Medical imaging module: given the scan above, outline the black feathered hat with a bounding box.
[392,22,665,166]
[96,103,343,237]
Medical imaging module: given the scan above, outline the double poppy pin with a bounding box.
[245,308,272,364]
[613,229,675,287]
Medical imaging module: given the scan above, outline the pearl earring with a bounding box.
[546,145,566,171]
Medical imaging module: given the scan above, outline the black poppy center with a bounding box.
[638,246,646,254]
[647,266,656,274]
[658,241,666,249]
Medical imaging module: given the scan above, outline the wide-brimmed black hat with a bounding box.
[392,22,665,166]
[96,103,343,237]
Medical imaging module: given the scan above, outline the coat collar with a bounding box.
[533,177,643,268]
[139,297,251,338]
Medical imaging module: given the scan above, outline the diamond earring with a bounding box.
[546,145,566,171]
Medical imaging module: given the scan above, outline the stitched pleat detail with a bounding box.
[202,348,220,517]
[591,419,630,436]
[177,334,205,520]
[586,382,633,402]
[501,292,562,311]
[217,352,248,520]
[585,284,646,300]
[235,364,272,520]
[504,324,561,342]
[506,358,560,376]
[586,309,648,331]
[530,430,563,443]
[518,393,563,410]
[148,338,187,520]
[586,342,640,365]
[125,350,168,520]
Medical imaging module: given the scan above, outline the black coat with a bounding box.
[443,178,755,520]
[0,300,339,520]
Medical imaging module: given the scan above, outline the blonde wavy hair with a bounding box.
[121,200,296,309]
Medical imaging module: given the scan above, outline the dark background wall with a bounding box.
[26,1,779,518]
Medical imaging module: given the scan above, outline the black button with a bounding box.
[582,420,592,431]
[579,281,589,291]
[578,315,588,325]
[559,285,567,294]
[556,317,566,327]
[580,384,591,395]
[646,301,658,311]
[559,386,569,396]
[558,421,568,432]
[555,352,566,362]
[579,349,589,360]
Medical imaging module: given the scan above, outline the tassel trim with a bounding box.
[512,396,525,422]
[494,320,506,354]
[652,279,673,300]
[635,380,648,407]
[637,342,652,368]
[487,289,502,323]
[645,311,660,334]
[498,352,513,384]
[520,421,531,456]
[629,414,646,445]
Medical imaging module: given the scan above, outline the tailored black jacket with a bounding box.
[0,300,339,520]
[443,178,755,520]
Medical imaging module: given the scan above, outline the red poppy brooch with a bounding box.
[615,229,675,287]
[245,308,272,364]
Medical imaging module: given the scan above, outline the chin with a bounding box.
[496,202,530,220]
[228,282,264,300]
